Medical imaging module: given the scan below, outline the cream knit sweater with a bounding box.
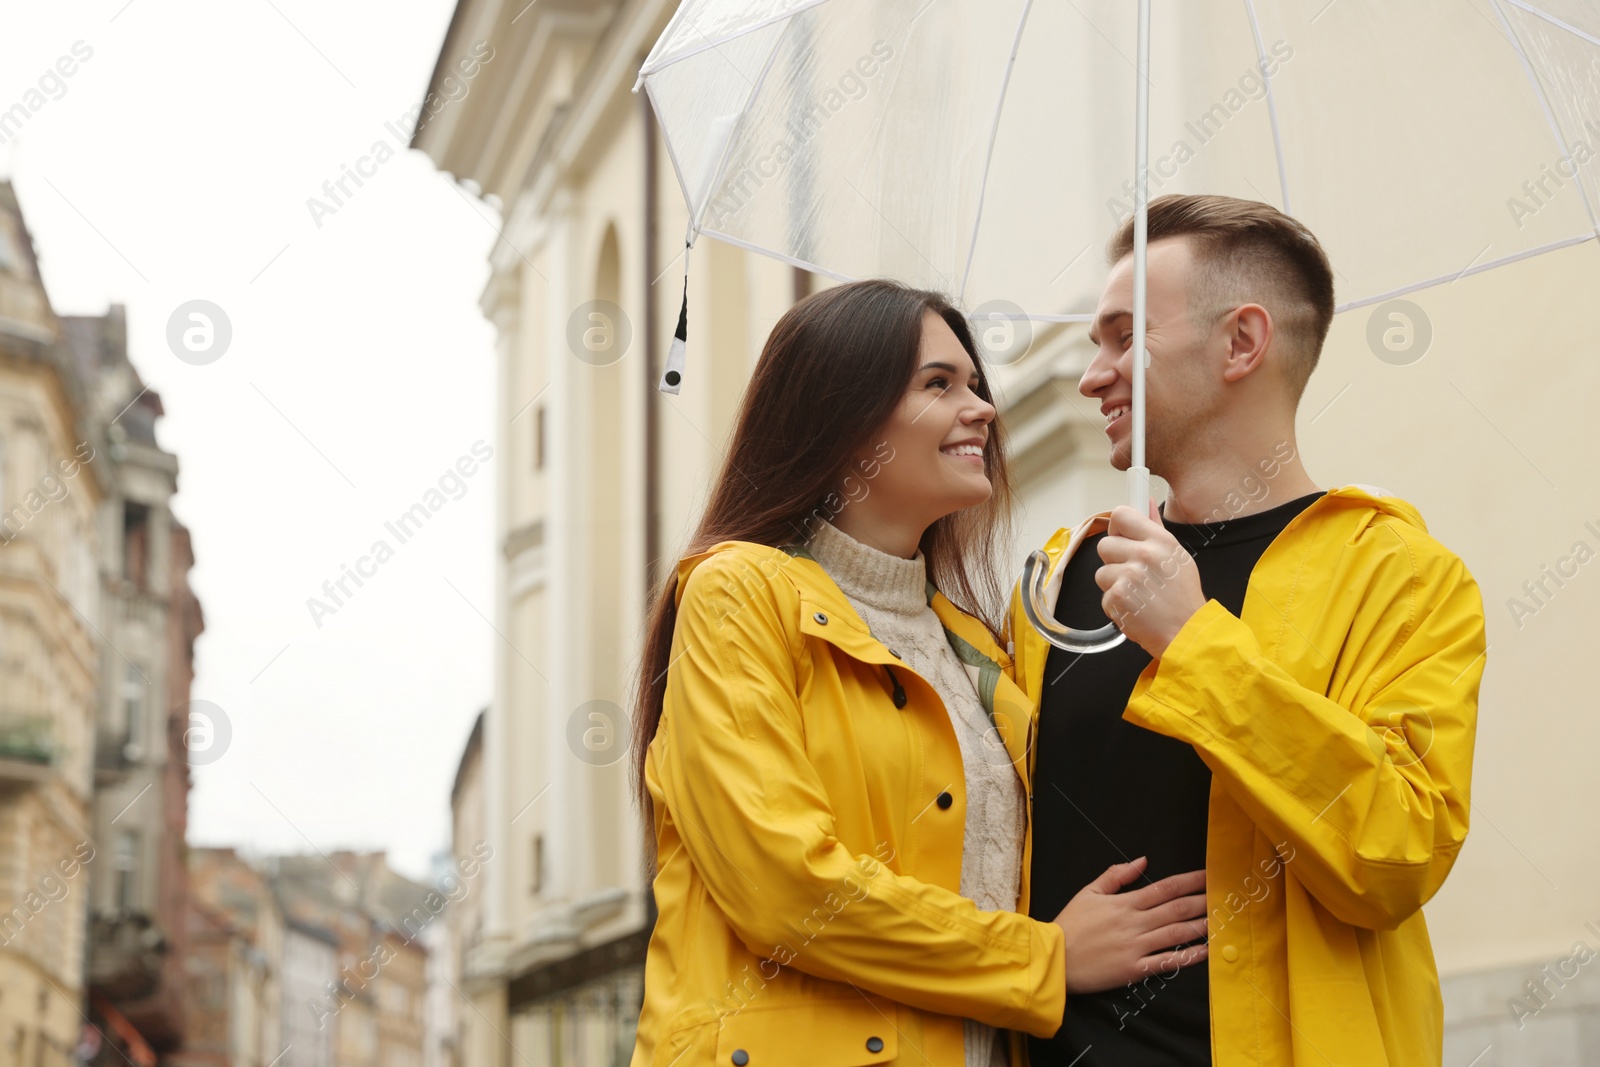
[804,519,1026,1067]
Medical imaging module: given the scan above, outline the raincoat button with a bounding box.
[936,791,953,810]
[731,1051,749,1066]
[866,1036,884,1053]
[889,648,901,659]
[1221,945,1239,963]
[813,612,829,625]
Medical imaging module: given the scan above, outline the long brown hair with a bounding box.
[630,279,1015,866]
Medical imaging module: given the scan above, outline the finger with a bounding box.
[1129,869,1207,908]
[1099,533,1177,570]
[1101,587,1128,630]
[1148,498,1161,523]
[1107,504,1160,540]
[1138,940,1209,979]
[1093,561,1132,593]
[1087,855,1148,894]
[1137,892,1208,932]
[1139,918,1209,955]
[1096,535,1136,565]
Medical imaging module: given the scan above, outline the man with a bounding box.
[1010,195,1486,1065]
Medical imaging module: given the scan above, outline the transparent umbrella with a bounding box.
[637,0,1600,650]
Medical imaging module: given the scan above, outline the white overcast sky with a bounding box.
[2,0,498,881]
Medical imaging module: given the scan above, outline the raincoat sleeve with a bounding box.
[1123,543,1485,931]
[655,552,1067,1037]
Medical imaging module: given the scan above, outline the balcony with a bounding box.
[0,711,55,784]
[95,733,143,783]
[88,912,167,1000]
[89,912,186,1051]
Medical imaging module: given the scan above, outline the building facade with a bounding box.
[65,303,204,1065]
[181,848,286,1067]
[0,178,106,1067]
[271,850,434,1067]
[179,847,435,1067]
[281,919,340,1067]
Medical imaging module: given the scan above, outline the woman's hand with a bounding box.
[1051,855,1209,994]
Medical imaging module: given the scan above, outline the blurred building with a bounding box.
[270,850,432,1067]
[432,710,489,1067]
[415,5,1600,1067]
[420,905,458,1067]
[1,178,205,1067]
[176,847,434,1067]
[58,304,205,1066]
[281,917,339,1067]
[180,848,285,1067]
[0,178,108,1067]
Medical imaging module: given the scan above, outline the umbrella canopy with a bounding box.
[638,0,1600,649]
[638,0,1600,322]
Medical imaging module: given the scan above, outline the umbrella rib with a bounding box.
[958,0,1036,304]
[1488,0,1600,238]
[636,0,835,80]
[699,226,860,282]
[1242,0,1293,214]
[1331,231,1597,313]
[641,81,702,253]
[689,12,798,236]
[1500,0,1600,50]
[633,0,697,88]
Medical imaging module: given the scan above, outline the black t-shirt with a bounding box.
[1025,492,1324,1067]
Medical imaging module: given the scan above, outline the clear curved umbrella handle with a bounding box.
[1019,549,1127,654]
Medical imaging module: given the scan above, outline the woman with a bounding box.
[629,280,1207,1067]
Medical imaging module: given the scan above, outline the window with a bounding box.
[530,834,544,895]
[114,830,139,912]
[122,501,150,588]
[123,663,146,752]
[534,406,546,470]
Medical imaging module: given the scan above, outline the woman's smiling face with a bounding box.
[845,311,997,539]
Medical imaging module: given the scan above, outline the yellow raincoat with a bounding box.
[633,540,1065,1066]
[1008,486,1487,1066]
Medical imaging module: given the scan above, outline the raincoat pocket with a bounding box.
[713,995,900,1065]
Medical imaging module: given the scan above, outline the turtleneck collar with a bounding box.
[803,519,928,618]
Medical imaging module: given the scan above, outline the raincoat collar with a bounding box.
[1021,484,1429,685]
[674,539,1034,789]
[1036,483,1426,565]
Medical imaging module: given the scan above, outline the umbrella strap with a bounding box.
[658,238,692,394]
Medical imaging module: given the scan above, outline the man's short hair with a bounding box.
[1107,194,1335,398]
